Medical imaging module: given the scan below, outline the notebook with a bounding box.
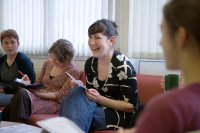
[14,78,44,89]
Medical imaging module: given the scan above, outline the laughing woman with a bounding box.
[60,19,140,132]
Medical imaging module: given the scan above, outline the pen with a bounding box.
[18,70,31,83]
[65,72,87,89]
[18,70,24,76]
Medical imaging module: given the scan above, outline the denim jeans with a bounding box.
[59,87,106,133]
[0,93,13,106]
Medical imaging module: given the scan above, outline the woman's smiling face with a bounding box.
[88,33,113,58]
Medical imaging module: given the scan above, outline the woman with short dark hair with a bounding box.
[0,29,35,106]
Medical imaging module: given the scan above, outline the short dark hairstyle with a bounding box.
[88,19,118,38]
[0,29,19,44]
[163,0,200,44]
[48,39,74,63]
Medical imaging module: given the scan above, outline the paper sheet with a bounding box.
[37,117,85,133]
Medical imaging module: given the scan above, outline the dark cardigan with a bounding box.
[0,52,36,93]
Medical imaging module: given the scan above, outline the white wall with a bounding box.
[134,59,181,76]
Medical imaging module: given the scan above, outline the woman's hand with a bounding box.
[161,74,185,89]
[19,70,31,84]
[86,89,134,112]
[117,127,136,133]
[30,89,57,100]
[0,88,4,93]
[70,79,84,88]
[66,71,85,88]
[160,76,165,89]
[85,89,101,103]
[21,74,31,84]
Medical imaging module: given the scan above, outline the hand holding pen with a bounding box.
[18,70,31,84]
[65,72,87,89]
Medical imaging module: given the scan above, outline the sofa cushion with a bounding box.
[137,74,164,104]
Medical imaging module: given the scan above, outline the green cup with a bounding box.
[165,74,179,91]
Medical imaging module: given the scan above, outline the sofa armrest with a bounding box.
[137,74,164,104]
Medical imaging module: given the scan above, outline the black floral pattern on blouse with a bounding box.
[85,51,139,129]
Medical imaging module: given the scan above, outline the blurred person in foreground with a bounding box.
[118,0,200,133]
